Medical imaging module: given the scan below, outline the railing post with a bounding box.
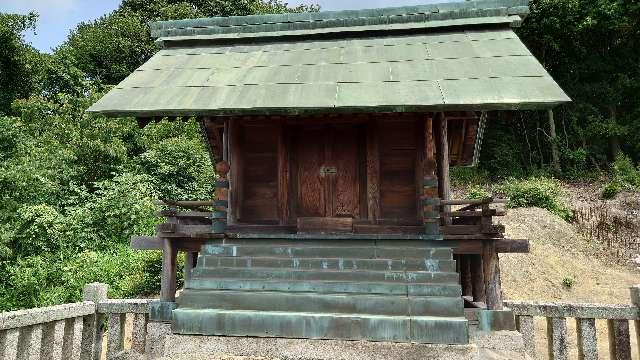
[547,317,569,360]
[631,285,640,358]
[15,325,34,360]
[82,282,108,360]
[516,315,536,358]
[0,329,7,359]
[213,161,230,233]
[39,322,56,360]
[131,313,149,353]
[576,318,598,360]
[62,317,76,358]
[107,313,126,358]
[608,319,631,360]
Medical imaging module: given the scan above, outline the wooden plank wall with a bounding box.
[199,112,477,227]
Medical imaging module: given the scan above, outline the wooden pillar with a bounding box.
[461,255,473,297]
[422,115,440,235]
[471,254,486,303]
[228,120,241,225]
[278,121,290,225]
[366,119,380,222]
[160,237,177,302]
[433,112,451,225]
[482,240,503,310]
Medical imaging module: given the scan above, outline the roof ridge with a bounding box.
[150,0,529,39]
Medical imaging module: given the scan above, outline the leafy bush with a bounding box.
[562,276,575,289]
[450,167,490,187]
[497,177,572,221]
[601,154,640,199]
[0,246,172,311]
[466,185,491,200]
[601,181,621,199]
[612,153,640,188]
[0,95,209,310]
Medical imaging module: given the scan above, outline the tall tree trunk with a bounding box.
[548,109,561,173]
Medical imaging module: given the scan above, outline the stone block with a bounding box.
[162,335,479,360]
[0,302,95,330]
[477,310,516,331]
[97,299,151,314]
[82,283,108,303]
[150,301,177,323]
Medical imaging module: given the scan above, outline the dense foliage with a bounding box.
[0,0,638,309]
[482,0,639,179]
[0,0,312,311]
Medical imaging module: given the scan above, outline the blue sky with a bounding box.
[1,0,450,53]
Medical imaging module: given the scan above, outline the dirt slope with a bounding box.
[499,207,638,303]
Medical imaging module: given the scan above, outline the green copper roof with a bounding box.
[150,0,530,40]
[88,0,570,117]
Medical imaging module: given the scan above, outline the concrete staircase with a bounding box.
[172,239,468,344]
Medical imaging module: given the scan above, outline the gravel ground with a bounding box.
[499,207,639,360]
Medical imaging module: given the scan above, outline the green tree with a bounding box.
[0,12,39,114]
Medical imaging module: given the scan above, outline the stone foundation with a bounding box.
[144,321,529,360]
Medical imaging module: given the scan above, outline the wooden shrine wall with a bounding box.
[200,112,480,227]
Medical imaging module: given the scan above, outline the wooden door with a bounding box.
[293,124,361,219]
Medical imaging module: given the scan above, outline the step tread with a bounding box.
[174,308,467,320]
[194,266,458,275]
[172,308,469,344]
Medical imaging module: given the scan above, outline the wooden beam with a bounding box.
[482,240,503,310]
[130,236,161,250]
[160,238,177,302]
[366,119,380,222]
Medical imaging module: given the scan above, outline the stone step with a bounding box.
[190,267,459,284]
[198,256,457,273]
[177,290,463,317]
[200,244,452,260]
[185,278,462,297]
[172,309,469,344]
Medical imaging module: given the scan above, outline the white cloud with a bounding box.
[2,0,76,15]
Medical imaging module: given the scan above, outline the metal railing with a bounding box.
[505,285,640,360]
[0,283,151,360]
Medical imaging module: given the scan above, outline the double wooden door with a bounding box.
[292,124,363,220]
